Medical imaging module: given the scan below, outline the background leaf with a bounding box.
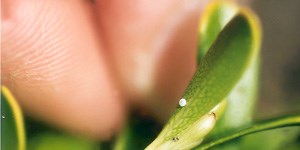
[240,127,300,150]
[25,111,98,150]
[195,115,300,150]
[27,132,98,150]
[2,86,97,150]
[1,86,26,150]
[197,1,238,63]
[113,113,161,150]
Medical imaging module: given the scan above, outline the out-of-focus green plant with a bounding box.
[27,132,98,150]
[1,86,26,150]
[1,86,98,150]
[1,1,300,150]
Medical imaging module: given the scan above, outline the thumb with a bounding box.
[95,0,209,120]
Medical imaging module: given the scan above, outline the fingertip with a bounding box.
[2,0,125,140]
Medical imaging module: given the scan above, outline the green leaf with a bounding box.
[1,86,26,150]
[146,8,261,150]
[25,118,98,150]
[195,115,300,150]
[197,1,238,63]
[209,59,259,137]
[240,127,300,150]
[197,2,261,141]
[113,113,161,150]
[28,132,98,150]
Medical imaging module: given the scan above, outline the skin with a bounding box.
[1,0,208,140]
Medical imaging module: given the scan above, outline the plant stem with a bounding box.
[195,115,300,150]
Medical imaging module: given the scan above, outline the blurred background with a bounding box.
[251,0,300,118]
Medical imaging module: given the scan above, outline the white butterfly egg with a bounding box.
[179,98,187,107]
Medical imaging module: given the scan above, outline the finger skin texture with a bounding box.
[2,0,125,140]
[95,0,208,120]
